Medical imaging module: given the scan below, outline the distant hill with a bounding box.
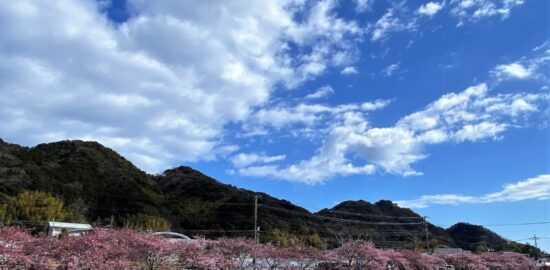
[316,200,456,249]
[448,223,545,258]
[0,139,165,220]
[0,139,543,256]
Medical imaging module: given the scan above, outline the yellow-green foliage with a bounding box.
[264,228,324,248]
[264,228,296,247]
[301,232,324,249]
[126,213,171,230]
[0,203,6,221]
[7,190,69,223]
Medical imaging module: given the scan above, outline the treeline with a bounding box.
[0,226,536,270]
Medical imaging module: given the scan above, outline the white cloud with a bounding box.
[361,99,392,111]
[231,153,286,168]
[246,104,334,129]
[381,62,401,77]
[483,174,550,202]
[370,9,416,41]
[0,0,364,172]
[240,114,379,183]
[236,83,548,183]
[491,46,550,81]
[341,66,359,75]
[453,121,507,142]
[305,85,335,99]
[417,2,444,16]
[396,174,550,208]
[243,99,391,136]
[354,0,374,13]
[450,0,525,26]
[532,41,550,52]
[396,194,477,208]
[493,62,532,79]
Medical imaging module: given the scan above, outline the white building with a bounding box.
[45,222,93,237]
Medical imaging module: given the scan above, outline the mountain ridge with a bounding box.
[0,139,543,256]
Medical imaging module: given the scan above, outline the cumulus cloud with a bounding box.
[361,100,393,111]
[236,83,548,183]
[396,174,550,208]
[305,85,335,99]
[417,2,444,16]
[354,0,374,13]
[493,62,532,79]
[0,0,364,172]
[370,9,416,41]
[243,99,391,136]
[341,66,359,75]
[450,0,525,26]
[491,45,550,81]
[453,122,507,142]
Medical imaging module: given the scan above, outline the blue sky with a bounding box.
[0,0,548,250]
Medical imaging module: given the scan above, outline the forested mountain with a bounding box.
[448,223,544,257]
[316,200,456,249]
[0,139,542,256]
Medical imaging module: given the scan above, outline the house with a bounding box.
[45,222,93,237]
[433,248,471,255]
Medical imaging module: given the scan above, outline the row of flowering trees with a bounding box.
[0,226,535,270]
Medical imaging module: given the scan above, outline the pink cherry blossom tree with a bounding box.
[285,244,324,270]
[256,243,292,270]
[384,249,412,270]
[0,226,539,270]
[121,229,175,270]
[175,238,222,269]
[480,252,536,270]
[210,238,262,270]
[0,226,33,270]
[332,240,390,270]
[400,250,446,270]
[438,252,490,270]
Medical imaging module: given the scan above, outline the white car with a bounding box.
[153,232,193,243]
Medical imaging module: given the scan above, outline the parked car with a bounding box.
[153,232,192,243]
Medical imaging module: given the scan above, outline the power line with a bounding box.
[322,209,424,220]
[515,235,550,247]
[260,205,425,226]
[482,222,550,227]
[438,221,550,227]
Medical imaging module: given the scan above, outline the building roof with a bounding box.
[46,222,92,230]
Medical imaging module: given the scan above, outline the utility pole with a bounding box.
[253,195,260,270]
[254,194,259,242]
[533,234,539,248]
[110,208,115,228]
[423,216,430,252]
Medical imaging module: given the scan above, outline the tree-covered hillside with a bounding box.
[0,139,543,255]
[448,223,545,258]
